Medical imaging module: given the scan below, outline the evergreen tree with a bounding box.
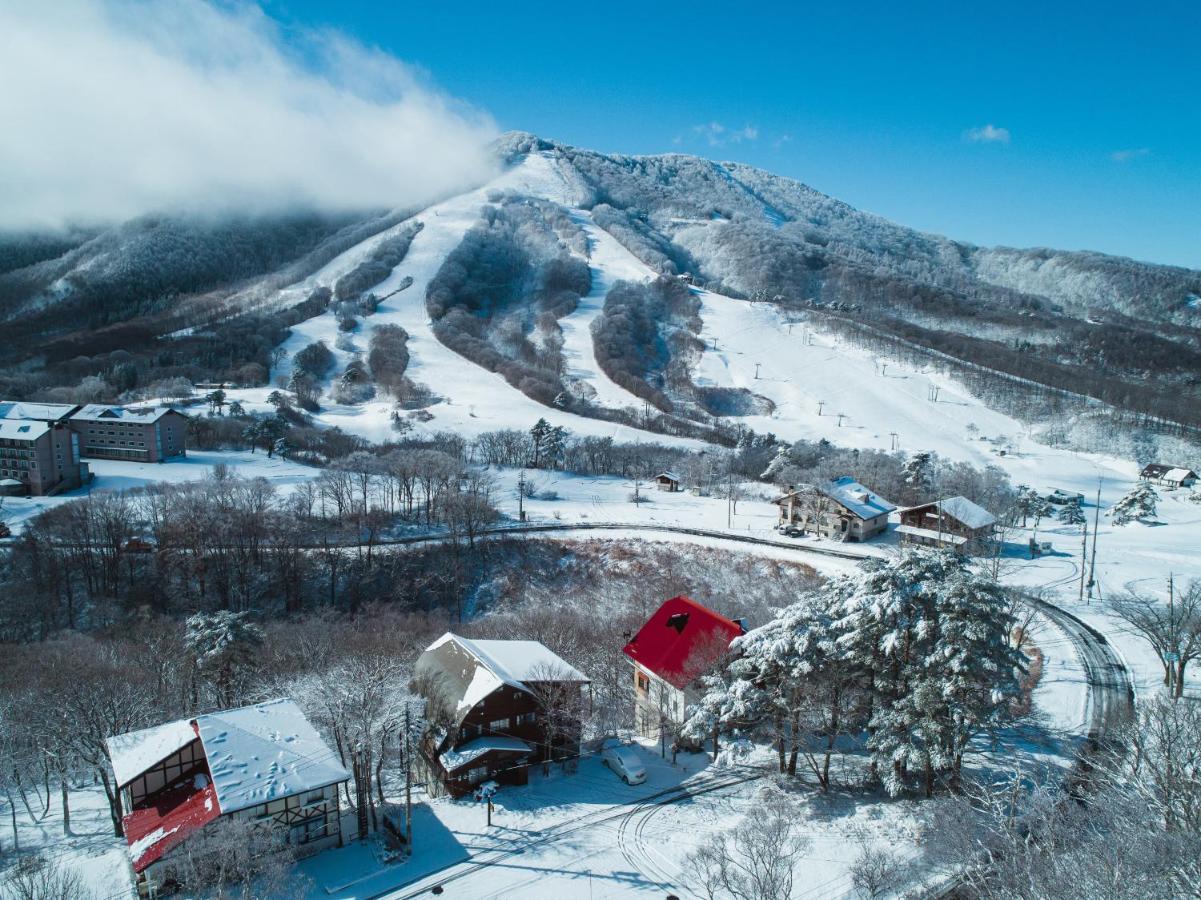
[1057,499,1087,528]
[761,444,794,482]
[205,388,227,415]
[529,418,552,467]
[1109,483,1159,525]
[902,452,933,490]
[184,611,264,708]
[684,549,1023,798]
[833,549,1024,797]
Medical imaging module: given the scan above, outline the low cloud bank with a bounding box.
[0,1,499,230]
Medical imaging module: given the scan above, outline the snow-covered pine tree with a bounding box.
[184,611,264,708]
[760,444,794,482]
[714,595,862,787]
[529,418,552,467]
[1109,483,1159,525]
[902,452,934,499]
[1057,499,1087,528]
[832,549,1024,797]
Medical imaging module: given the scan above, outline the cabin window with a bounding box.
[637,673,650,691]
[490,718,509,731]
[516,712,536,726]
[465,766,488,783]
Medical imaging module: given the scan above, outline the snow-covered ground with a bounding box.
[0,449,318,532]
[291,741,925,900]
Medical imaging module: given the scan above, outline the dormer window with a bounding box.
[665,612,690,634]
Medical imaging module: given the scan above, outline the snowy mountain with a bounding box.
[2,132,1199,442]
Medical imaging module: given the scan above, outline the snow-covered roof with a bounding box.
[0,419,48,440]
[107,719,199,788]
[438,736,533,772]
[417,633,588,722]
[656,471,681,482]
[825,476,896,519]
[0,401,77,421]
[70,404,183,424]
[107,699,348,813]
[1165,468,1197,482]
[895,524,969,546]
[0,478,23,487]
[463,637,588,684]
[932,496,997,530]
[195,698,349,814]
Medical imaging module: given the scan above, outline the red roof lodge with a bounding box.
[623,596,744,743]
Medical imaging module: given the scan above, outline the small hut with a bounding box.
[654,471,682,492]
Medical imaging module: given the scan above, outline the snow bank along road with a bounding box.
[374,767,765,900]
[1021,593,1134,743]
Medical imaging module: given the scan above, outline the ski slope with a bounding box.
[235,147,1140,511]
[249,152,704,446]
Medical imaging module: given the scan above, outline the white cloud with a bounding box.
[963,124,1011,144]
[693,122,759,147]
[0,1,499,230]
[1110,147,1151,162]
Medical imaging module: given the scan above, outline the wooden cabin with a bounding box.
[773,476,896,542]
[1139,464,1198,489]
[416,634,589,797]
[106,699,349,894]
[896,496,997,553]
[654,471,682,492]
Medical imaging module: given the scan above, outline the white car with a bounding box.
[602,742,647,785]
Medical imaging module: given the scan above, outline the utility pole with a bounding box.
[404,705,413,854]
[754,363,762,379]
[837,413,845,427]
[1168,574,1177,697]
[517,469,526,522]
[817,400,825,416]
[1087,478,1102,602]
[1078,521,1088,604]
[889,432,899,450]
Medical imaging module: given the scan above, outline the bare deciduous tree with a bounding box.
[687,794,811,900]
[1110,580,1201,696]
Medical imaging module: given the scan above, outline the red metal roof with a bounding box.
[622,595,743,690]
[123,778,221,873]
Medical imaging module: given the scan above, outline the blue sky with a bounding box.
[271,1,1199,267]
